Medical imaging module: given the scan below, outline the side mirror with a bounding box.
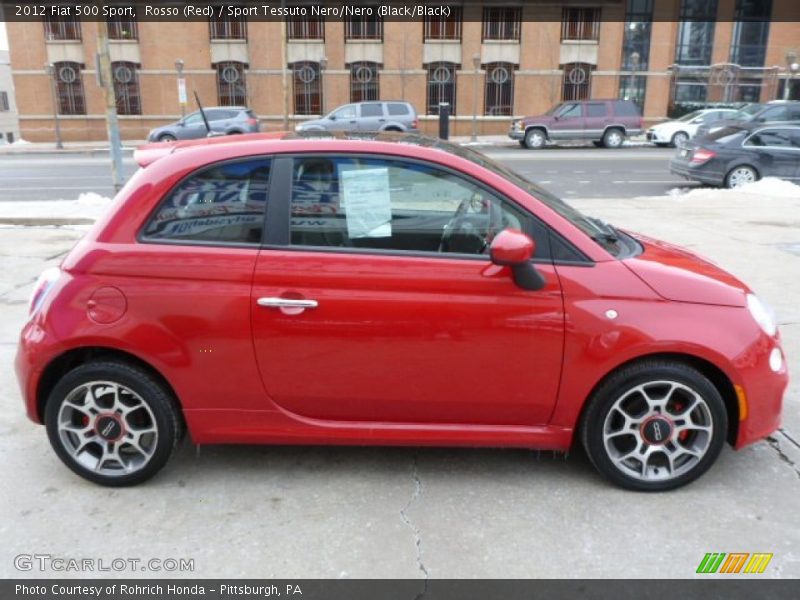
[490,229,546,291]
[329,115,337,121]
[177,120,185,127]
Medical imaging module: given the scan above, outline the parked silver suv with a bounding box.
[148,107,260,142]
[295,101,419,133]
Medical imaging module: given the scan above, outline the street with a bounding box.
[0,146,693,201]
[0,147,798,579]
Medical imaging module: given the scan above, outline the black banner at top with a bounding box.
[1,0,799,22]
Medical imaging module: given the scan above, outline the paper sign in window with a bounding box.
[340,168,392,238]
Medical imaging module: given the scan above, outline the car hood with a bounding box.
[623,234,747,307]
[522,115,556,125]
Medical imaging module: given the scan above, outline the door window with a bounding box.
[360,103,384,117]
[142,159,270,244]
[289,156,532,256]
[333,105,356,119]
[558,104,582,119]
[586,103,606,118]
[183,112,203,125]
[744,129,793,148]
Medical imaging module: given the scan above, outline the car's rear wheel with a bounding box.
[44,361,183,486]
[670,131,689,147]
[523,128,546,149]
[581,361,727,491]
[157,134,176,142]
[725,165,759,189]
[602,128,625,148]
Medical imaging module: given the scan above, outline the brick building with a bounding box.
[6,0,800,142]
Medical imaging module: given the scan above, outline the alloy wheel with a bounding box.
[727,167,757,188]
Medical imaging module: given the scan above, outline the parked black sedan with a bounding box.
[670,123,800,188]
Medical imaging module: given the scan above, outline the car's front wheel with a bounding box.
[581,361,727,491]
[44,361,183,486]
[725,165,759,189]
[670,131,689,147]
[158,133,177,142]
[523,128,546,149]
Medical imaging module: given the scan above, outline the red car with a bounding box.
[15,132,788,491]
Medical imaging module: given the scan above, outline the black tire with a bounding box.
[602,128,625,148]
[157,134,176,142]
[226,130,244,135]
[724,165,759,189]
[523,128,546,149]
[580,360,727,492]
[44,361,183,487]
[518,140,527,148]
[654,142,668,148]
[670,131,689,148]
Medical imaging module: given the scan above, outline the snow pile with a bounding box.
[10,138,31,146]
[667,177,800,200]
[0,193,113,223]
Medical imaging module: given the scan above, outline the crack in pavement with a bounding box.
[767,431,800,481]
[399,455,429,598]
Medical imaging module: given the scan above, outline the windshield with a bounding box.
[677,110,703,122]
[545,104,563,116]
[733,104,763,120]
[439,142,629,256]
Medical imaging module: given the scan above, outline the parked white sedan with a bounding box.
[646,109,740,147]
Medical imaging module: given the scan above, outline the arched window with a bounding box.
[112,61,141,115]
[216,62,247,106]
[52,62,85,115]
[349,62,380,102]
[562,62,593,101]
[484,62,515,116]
[293,62,322,115]
[426,62,458,115]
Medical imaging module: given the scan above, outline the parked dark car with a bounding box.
[147,107,260,142]
[510,100,643,149]
[670,123,800,188]
[694,101,800,139]
[295,101,419,133]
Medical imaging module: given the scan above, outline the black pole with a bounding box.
[438,102,450,140]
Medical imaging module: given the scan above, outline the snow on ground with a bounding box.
[667,177,800,200]
[0,192,113,223]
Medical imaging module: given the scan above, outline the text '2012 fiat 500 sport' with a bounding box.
[15,132,788,491]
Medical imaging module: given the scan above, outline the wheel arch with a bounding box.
[574,351,739,447]
[602,124,627,137]
[524,124,550,139]
[36,346,184,425]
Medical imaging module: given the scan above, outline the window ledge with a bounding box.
[560,39,599,45]
[45,39,82,44]
[423,39,462,44]
[482,39,521,45]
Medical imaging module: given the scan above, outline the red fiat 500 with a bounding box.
[15,132,788,490]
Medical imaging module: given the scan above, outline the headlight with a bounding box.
[294,124,304,132]
[746,293,777,336]
[511,120,522,130]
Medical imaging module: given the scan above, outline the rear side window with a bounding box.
[756,106,788,122]
[586,103,606,117]
[745,129,794,148]
[360,103,384,117]
[142,159,270,245]
[614,102,640,117]
[387,103,410,116]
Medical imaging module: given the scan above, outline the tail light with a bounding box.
[29,267,61,315]
[690,149,716,164]
[246,118,258,127]
[412,118,419,129]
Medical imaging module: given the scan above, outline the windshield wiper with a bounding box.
[587,217,619,242]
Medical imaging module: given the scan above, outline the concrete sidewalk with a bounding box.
[0,190,798,579]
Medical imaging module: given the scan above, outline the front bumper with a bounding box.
[508,128,525,141]
[647,129,670,143]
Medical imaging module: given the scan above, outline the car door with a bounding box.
[328,104,358,132]
[357,102,386,131]
[176,112,207,139]
[742,128,800,179]
[550,103,584,140]
[251,155,565,426]
[584,102,608,138]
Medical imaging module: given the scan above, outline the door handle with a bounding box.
[257,297,319,309]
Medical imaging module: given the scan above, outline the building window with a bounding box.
[287,17,325,40]
[426,62,458,115]
[730,0,771,67]
[0,91,8,111]
[424,8,462,41]
[108,16,138,40]
[563,63,593,101]
[561,8,601,41]
[481,7,521,41]
[216,62,247,106]
[43,17,81,41]
[618,75,647,109]
[293,62,322,115]
[52,62,86,115]
[675,0,718,66]
[621,0,653,70]
[345,13,382,40]
[349,62,380,102]
[112,62,141,115]
[484,63,515,116]
[210,17,247,40]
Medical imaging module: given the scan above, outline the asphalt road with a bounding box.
[0,146,693,202]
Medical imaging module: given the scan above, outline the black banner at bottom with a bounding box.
[5,579,800,600]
